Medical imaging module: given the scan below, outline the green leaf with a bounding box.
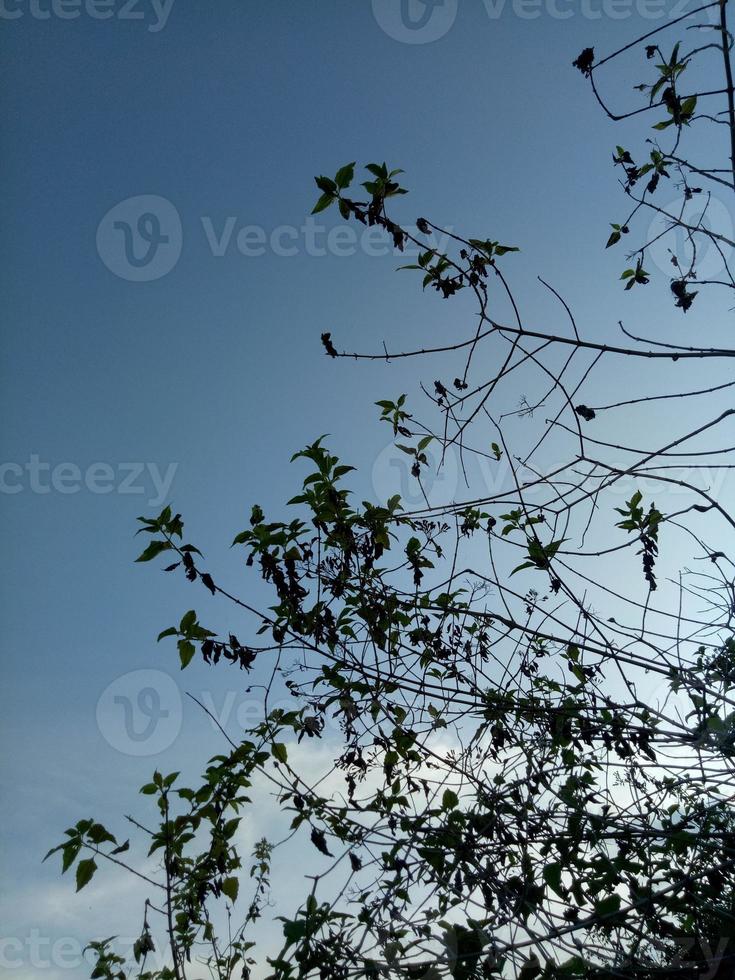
[272,743,288,765]
[178,640,196,670]
[335,162,355,189]
[441,789,459,810]
[283,918,307,944]
[157,627,177,642]
[43,843,63,863]
[510,562,536,576]
[221,876,239,903]
[543,862,564,896]
[75,858,97,892]
[314,175,336,194]
[87,823,116,846]
[594,893,621,918]
[135,540,172,563]
[61,842,81,873]
[680,95,697,118]
[312,192,334,215]
[179,610,197,633]
[558,957,586,976]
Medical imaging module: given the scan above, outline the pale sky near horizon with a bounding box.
[2,2,733,977]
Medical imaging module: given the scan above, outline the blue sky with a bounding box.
[2,2,732,977]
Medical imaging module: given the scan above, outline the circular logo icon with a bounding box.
[646,192,734,281]
[96,195,182,282]
[371,0,458,44]
[96,669,183,756]
[372,440,459,510]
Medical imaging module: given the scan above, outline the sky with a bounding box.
[2,2,733,978]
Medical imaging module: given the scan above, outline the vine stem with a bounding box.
[720,0,735,189]
[163,793,185,980]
